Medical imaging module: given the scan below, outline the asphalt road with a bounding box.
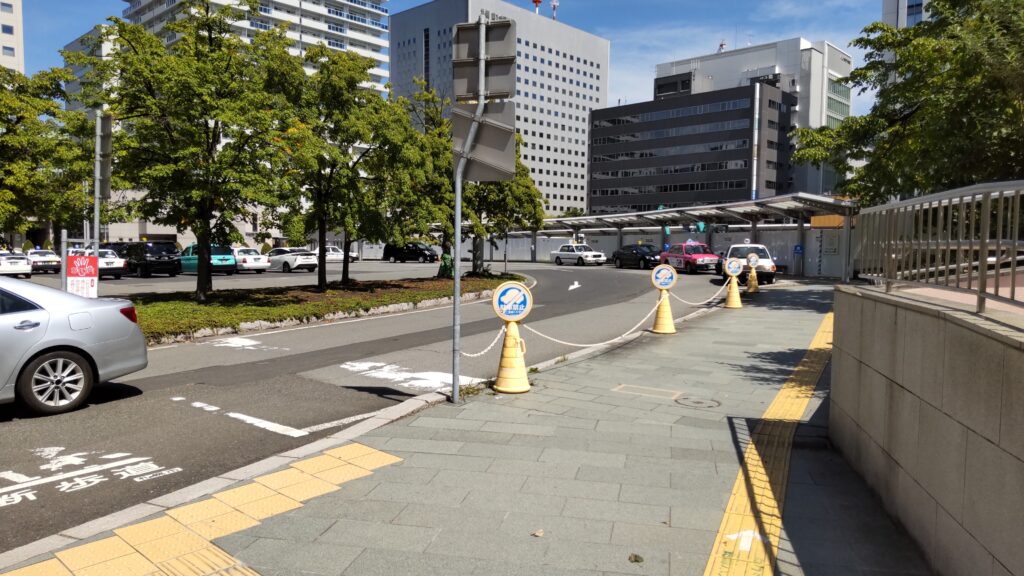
[0,263,727,552]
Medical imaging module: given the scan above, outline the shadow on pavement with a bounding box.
[740,285,835,313]
[0,382,143,423]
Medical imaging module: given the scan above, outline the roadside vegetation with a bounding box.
[133,275,517,342]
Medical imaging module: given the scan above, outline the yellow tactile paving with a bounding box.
[348,451,403,470]
[186,511,260,541]
[115,517,190,547]
[324,442,377,461]
[275,477,339,502]
[2,559,74,576]
[253,468,315,490]
[703,313,834,576]
[165,499,236,526]
[314,463,374,485]
[232,493,302,521]
[133,531,209,565]
[54,537,135,571]
[74,553,159,576]
[211,483,278,508]
[290,454,347,475]
[5,443,406,576]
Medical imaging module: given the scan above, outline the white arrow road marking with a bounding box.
[301,409,383,433]
[225,413,309,438]
[0,471,40,484]
[568,281,581,291]
[339,362,484,390]
[725,530,767,552]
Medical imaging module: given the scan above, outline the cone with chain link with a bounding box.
[725,276,742,308]
[651,290,676,334]
[494,321,530,394]
[746,267,760,293]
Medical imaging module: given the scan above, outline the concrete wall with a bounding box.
[831,285,1024,576]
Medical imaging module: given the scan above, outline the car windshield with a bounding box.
[211,246,232,256]
[575,245,594,252]
[98,250,117,258]
[684,244,711,255]
[412,243,429,250]
[146,243,179,255]
[237,248,259,256]
[637,245,658,254]
[729,246,770,259]
[29,250,57,257]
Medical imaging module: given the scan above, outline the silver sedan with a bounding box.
[0,277,148,415]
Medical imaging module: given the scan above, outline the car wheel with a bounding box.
[140,266,152,278]
[388,256,396,263]
[640,259,649,270]
[114,275,122,280]
[614,258,622,269]
[256,270,264,274]
[283,262,292,273]
[576,257,584,266]
[17,351,94,415]
[555,257,562,266]
[418,256,425,263]
[24,273,32,279]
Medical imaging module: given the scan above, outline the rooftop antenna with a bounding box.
[718,39,726,53]
[533,0,542,14]
[551,0,559,20]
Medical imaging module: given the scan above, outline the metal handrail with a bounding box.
[856,181,1023,312]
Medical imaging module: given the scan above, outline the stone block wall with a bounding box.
[831,285,1024,576]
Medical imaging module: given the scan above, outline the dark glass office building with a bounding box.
[588,81,796,214]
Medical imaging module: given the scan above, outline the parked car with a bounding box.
[268,248,318,273]
[0,252,33,279]
[0,277,148,415]
[718,243,777,284]
[232,247,269,274]
[550,244,606,266]
[323,245,359,263]
[70,249,128,279]
[180,244,236,275]
[26,250,62,274]
[660,241,720,274]
[120,242,181,278]
[383,243,438,263]
[611,244,660,269]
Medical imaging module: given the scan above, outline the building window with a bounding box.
[827,96,850,117]
[1,24,13,35]
[0,3,12,14]
[1,46,12,57]
[907,0,924,25]
[249,20,271,31]
[828,79,851,100]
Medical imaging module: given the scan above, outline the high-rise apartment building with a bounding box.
[119,0,389,90]
[883,0,928,28]
[654,38,853,196]
[390,0,609,215]
[0,0,24,73]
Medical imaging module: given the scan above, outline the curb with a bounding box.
[0,391,447,572]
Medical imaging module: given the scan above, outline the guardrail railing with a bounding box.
[857,181,1024,313]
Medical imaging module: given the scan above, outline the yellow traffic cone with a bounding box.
[725,276,742,309]
[747,268,760,293]
[493,321,530,394]
[651,289,676,334]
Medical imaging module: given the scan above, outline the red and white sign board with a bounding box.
[67,255,99,298]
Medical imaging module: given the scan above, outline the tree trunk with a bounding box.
[472,235,485,275]
[195,221,213,303]
[341,229,353,286]
[317,207,328,291]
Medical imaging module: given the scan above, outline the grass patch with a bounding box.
[134,275,519,342]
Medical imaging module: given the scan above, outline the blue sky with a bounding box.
[25,0,880,114]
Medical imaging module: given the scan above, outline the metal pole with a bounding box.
[842,211,852,283]
[452,16,489,404]
[60,229,68,291]
[977,192,991,313]
[93,112,103,252]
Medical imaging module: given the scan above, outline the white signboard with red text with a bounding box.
[67,255,99,298]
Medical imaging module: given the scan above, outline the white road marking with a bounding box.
[339,362,484,390]
[225,413,309,438]
[208,337,285,351]
[301,409,382,433]
[0,471,40,483]
[100,453,132,459]
[170,397,186,401]
[568,281,581,291]
[0,458,151,495]
[191,402,220,412]
[149,344,178,351]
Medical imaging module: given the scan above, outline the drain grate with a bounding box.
[675,396,721,409]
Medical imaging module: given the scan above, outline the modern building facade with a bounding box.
[390,0,609,215]
[654,38,853,196]
[589,84,796,214]
[0,0,24,73]
[883,0,928,28]
[119,0,389,90]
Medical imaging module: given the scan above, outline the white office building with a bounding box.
[654,38,853,195]
[0,0,23,73]
[119,0,389,90]
[883,0,928,28]
[390,0,609,215]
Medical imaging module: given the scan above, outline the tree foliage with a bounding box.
[791,0,1024,205]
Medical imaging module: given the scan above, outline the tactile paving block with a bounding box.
[116,516,190,547]
[232,494,302,521]
[324,443,377,461]
[313,463,373,485]
[274,478,339,502]
[166,499,235,526]
[289,455,347,475]
[74,552,159,576]
[156,546,239,576]
[253,468,315,490]
[187,511,260,540]
[212,483,278,508]
[132,531,210,565]
[2,559,73,576]
[54,537,135,571]
[347,451,403,471]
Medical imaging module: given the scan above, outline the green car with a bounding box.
[180,244,236,275]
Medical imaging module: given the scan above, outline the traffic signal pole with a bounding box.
[452,17,489,404]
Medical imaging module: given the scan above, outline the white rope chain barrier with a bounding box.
[460,325,507,358]
[669,282,729,307]
[521,294,667,348]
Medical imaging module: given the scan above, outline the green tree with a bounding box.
[73,0,299,301]
[559,207,585,217]
[0,67,92,241]
[791,0,1024,205]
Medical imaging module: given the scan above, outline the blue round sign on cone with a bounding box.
[651,264,678,290]
[492,281,533,322]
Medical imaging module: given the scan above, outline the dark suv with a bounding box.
[121,242,181,277]
[383,242,438,263]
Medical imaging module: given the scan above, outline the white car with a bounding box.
[324,245,359,263]
[0,252,33,278]
[550,244,606,266]
[27,250,62,274]
[70,249,128,279]
[720,243,777,284]
[267,248,317,273]
[232,247,270,273]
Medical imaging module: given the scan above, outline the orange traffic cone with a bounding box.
[651,290,676,334]
[725,276,742,309]
[493,322,530,394]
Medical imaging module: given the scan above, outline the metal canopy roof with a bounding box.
[538,193,856,232]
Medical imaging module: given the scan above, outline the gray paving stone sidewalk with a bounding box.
[212,283,933,576]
